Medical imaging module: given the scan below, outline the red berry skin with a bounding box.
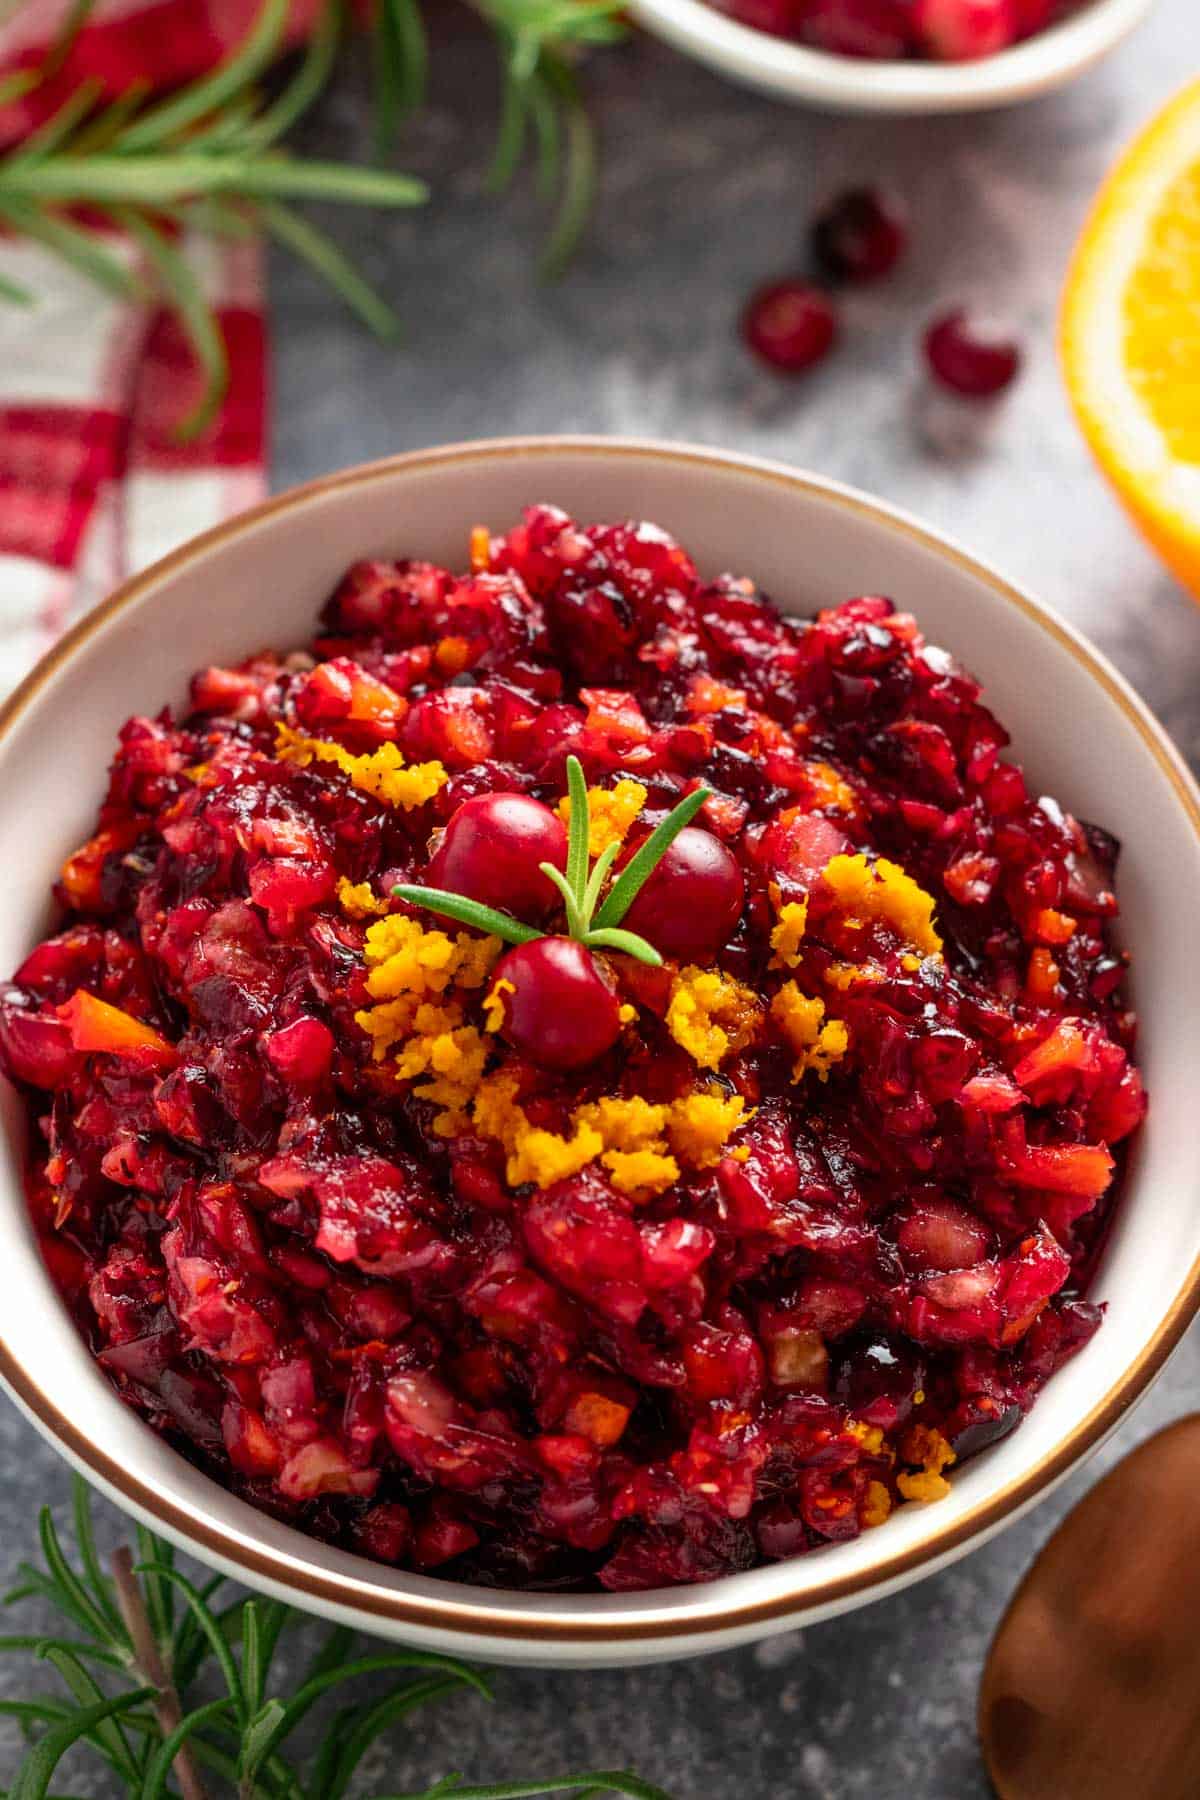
[913,0,1018,58]
[492,938,622,1071]
[812,188,908,284]
[621,827,745,962]
[800,0,911,57]
[742,281,838,375]
[427,793,568,923]
[923,309,1022,398]
[727,0,804,34]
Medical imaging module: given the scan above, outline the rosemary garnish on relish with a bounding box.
[0,1475,670,1800]
[393,756,710,968]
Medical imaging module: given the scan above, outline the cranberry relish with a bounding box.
[724,0,1084,63]
[0,506,1145,1592]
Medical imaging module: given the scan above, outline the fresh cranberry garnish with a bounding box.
[923,308,1022,397]
[491,937,622,1070]
[621,826,744,961]
[812,188,908,284]
[426,792,567,922]
[742,280,838,375]
[913,0,1019,57]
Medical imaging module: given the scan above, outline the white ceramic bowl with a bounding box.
[0,438,1197,1668]
[628,0,1155,113]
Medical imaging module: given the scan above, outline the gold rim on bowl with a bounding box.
[0,436,1196,1648]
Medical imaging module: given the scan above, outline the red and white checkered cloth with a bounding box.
[0,1,323,695]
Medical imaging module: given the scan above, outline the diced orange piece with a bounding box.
[563,1391,632,1448]
[57,990,178,1071]
[434,636,472,675]
[1007,1141,1115,1200]
[1032,907,1077,946]
[580,686,651,744]
[686,673,748,715]
[59,824,138,911]
[1013,1018,1088,1091]
[345,668,407,729]
[469,524,491,573]
[801,760,859,816]
[1025,947,1062,1004]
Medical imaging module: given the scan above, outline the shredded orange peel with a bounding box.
[275,722,447,811]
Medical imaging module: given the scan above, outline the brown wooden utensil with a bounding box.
[980,1415,1200,1800]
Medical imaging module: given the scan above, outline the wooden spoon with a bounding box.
[980,1415,1200,1800]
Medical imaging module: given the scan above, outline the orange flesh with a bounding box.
[1123,160,1200,464]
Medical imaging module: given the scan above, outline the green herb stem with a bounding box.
[4,1477,670,1799]
[593,787,710,931]
[391,886,543,945]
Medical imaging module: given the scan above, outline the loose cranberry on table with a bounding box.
[812,187,908,284]
[0,505,1144,1595]
[924,307,1023,397]
[742,279,838,374]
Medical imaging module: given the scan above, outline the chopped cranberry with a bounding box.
[742,280,838,376]
[0,503,1140,1595]
[834,1335,925,1430]
[727,0,804,33]
[491,937,623,1070]
[799,0,911,55]
[264,1017,334,1086]
[620,827,745,961]
[913,0,1019,57]
[426,792,568,923]
[895,1197,993,1273]
[728,0,1073,57]
[812,188,908,284]
[924,308,1023,398]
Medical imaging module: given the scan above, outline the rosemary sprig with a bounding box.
[0,0,423,439]
[0,1475,671,1800]
[0,0,622,434]
[394,756,709,967]
[472,0,623,277]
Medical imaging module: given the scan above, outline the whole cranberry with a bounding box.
[427,792,567,922]
[491,938,622,1070]
[923,308,1022,398]
[913,0,1018,58]
[621,827,745,961]
[742,280,838,376]
[812,188,908,284]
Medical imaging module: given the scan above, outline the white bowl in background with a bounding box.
[627,0,1156,113]
[0,437,1196,1667]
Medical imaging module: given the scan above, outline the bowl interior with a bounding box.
[626,0,1156,114]
[0,439,1196,1665]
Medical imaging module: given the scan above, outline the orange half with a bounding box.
[1061,77,1200,598]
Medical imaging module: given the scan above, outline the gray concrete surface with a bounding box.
[3,1,1200,1792]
